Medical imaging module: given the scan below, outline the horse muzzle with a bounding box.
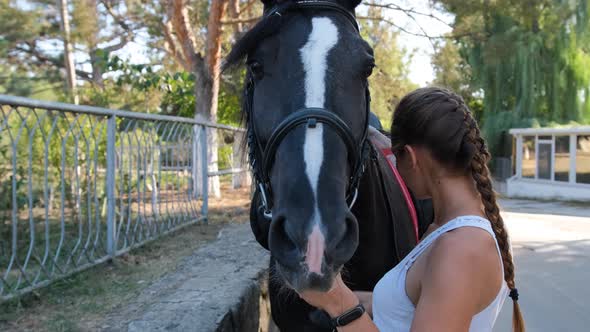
[269,209,359,292]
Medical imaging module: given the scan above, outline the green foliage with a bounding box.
[0,0,45,52]
[435,0,590,156]
[361,6,417,129]
[431,39,485,121]
[103,55,242,125]
[218,145,233,170]
[218,69,246,126]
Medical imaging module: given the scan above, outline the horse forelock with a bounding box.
[223,3,294,71]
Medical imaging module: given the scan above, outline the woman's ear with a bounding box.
[404,145,419,170]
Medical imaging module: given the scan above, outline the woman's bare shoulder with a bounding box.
[424,227,502,300]
[428,227,498,270]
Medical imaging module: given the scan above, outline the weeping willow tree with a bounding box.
[437,0,590,156]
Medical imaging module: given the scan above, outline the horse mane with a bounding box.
[222,2,295,71]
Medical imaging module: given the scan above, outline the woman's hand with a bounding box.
[368,126,391,150]
[300,275,380,332]
[298,274,359,317]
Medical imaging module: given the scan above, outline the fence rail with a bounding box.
[0,95,247,301]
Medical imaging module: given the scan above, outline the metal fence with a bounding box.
[0,95,247,301]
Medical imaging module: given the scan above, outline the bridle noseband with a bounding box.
[246,0,372,220]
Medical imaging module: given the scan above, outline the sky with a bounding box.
[98,0,455,87]
[371,0,455,85]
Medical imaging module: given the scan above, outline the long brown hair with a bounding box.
[391,87,525,332]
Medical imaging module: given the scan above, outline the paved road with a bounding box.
[493,199,590,332]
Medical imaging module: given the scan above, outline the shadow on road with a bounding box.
[499,198,590,219]
[494,239,590,331]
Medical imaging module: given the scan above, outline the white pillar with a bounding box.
[550,135,555,181]
[516,135,523,178]
[569,134,577,184]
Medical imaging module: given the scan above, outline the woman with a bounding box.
[300,87,525,331]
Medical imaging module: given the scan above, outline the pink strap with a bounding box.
[380,148,419,242]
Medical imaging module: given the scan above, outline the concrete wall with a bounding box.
[506,178,590,201]
[215,276,279,332]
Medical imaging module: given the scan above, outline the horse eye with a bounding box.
[248,61,264,80]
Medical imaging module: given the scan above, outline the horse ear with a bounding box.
[261,0,275,11]
[338,0,362,10]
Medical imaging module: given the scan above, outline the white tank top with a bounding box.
[372,216,508,331]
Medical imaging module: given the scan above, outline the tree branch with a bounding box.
[170,0,201,70]
[14,45,93,81]
[206,0,230,74]
[101,34,134,54]
[357,16,480,40]
[357,15,433,38]
[99,0,133,32]
[99,0,134,53]
[162,20,190,70]
[237,0,257,16]
[228,0,243,33]
[363,2,452,28]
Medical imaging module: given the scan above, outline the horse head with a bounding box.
[225,0,375,293]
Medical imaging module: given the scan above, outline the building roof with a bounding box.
[509,126,590,135]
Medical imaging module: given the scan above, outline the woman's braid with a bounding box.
[460,102,525,332]
[392,87,525,331]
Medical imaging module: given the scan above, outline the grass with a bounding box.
[0,181,251,332]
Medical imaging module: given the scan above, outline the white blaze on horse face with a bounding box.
[300,17,338,108]
[300,17,338,275]
[304,125,325,274]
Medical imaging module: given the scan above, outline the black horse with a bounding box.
[224,0,433,330]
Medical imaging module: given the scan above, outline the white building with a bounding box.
[507,127,590,201]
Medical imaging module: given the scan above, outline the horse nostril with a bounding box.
[269,215,300,270]
[327,212,359,266]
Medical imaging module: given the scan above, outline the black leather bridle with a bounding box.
[246,0,372,219]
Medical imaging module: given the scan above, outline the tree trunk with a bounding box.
[168,0,229,198]
[87,0,104,87]
[228,0,243,34]
[194,69,221,198]
[89,50,105,87]
[57,0,78,104]
[199,0,229,198]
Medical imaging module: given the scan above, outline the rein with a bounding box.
[246,0,371,219]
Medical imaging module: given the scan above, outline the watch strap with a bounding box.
[332,303,365,328]
[309,303,365,330]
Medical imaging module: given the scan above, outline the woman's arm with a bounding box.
[410,231,499,332]
[353,291,373,318]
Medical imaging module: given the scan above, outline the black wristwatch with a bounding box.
[332,303,366,328]
[309,304,366,330]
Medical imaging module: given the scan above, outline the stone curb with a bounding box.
[103,223,272,332]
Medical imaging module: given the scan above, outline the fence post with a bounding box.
[232,131,251,189]
[200,125,209,221]
[106,115,116,257]
[192,125,199,199]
